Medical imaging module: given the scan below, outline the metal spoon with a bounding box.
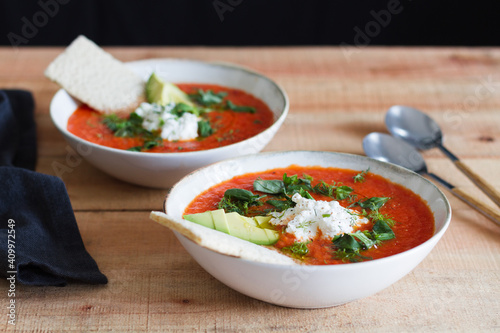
[385,105,500,208]
[363,132,500,226]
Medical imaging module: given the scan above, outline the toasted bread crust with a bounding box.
[45,35,145,114]
[150,211,299,265]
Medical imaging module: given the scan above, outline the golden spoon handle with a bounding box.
[454,160,500,208]
[452,187,500,226]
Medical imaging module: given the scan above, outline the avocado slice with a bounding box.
[226,212,258,227]
[225,212,279,245]
[210,209,230,234]
[263,228,280,243]
[183,210,279,245]
[254,215,274,229]
[183,211,215,229]
[145,73,194,106]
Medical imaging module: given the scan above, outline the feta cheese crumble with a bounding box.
[268,193,369,241]
[134,102,199,141]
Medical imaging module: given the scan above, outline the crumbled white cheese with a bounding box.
[159,111,199,141]
[268,193,369,241]
[134,102,199,141]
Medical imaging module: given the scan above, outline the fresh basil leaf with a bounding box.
[128,112,143,125]
[225,100,256,113]
[190,89,227,106]
[171,102,206,117]
[332,234,363,251]
[283,173,311,188]
[283,173,297,187]
[312,181,333,197]
[372,220,395,241]
[102,112,163,152]
[126,138,162,152]
[102,114,121,132]
[224,189,258,202]
[197,119,214,137]
[335,186,354,200]
[352,231,376,249]
[297,188,314,200]
[332,234,374,262]
[253,179,285,194]
[266,199,292,211]
[357,197,390,211]
[334,249,372,262]
[143,139,161,150]
[103,113,150,138]
[217,188,263,215]
[255,174,316,211]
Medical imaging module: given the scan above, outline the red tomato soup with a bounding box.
[184,166,435,265]
[67,84,275,152]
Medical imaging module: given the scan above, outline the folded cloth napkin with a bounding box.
[0,89,107,286]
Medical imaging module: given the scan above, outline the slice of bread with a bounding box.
[45,35,145,114]
[150,211,299,265]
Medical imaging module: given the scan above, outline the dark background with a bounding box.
[1,0,499,47]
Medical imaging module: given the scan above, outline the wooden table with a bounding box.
[1,46,499,332]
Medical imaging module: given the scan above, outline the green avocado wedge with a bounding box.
[254,215,274,229]
[183,211,214,229]
[145,73,194,107]
[210,209,230,234]
[183,209,279,245]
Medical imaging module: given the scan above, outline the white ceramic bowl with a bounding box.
[50,59,288,188]
[163,151,452,308]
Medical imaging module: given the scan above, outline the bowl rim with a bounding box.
[49,58,289,157]
[164,150,452,270]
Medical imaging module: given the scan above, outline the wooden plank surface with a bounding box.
[1,46,499,332]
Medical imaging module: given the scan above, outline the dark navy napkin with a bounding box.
[0,89,107,286]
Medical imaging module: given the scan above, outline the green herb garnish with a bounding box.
[217,188,264,215]
[335,185,354,200]
[103,113,164,152]
[372,220,396,241]
[225,100,256,113]
[215,172,399,264]
[356,197,390,211]
[283,241,310,258]
[367,210,396,227]
[189,89,256,113]
[353,168,369,183]
[332,221,396,263]
[297,220,314,229]
[102,113,150,138]
[253,179,285,194]
[189,89,227,106]
[312,181,356,201]
[331,193,396,262]
[252,173,315,211]
[171,102,205,117]
[266,199,293,211]
[197,119,214,137]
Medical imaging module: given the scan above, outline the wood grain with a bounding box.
[454,160,500,208]
[1,46,499,332]
[451,187,500,226]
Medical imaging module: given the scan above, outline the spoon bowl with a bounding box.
[385,105,443,150]
[385,105,500,208]
[363,132,500,226]
[362,132,428,174]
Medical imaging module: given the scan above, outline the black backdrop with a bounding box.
[1,0,500,47]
